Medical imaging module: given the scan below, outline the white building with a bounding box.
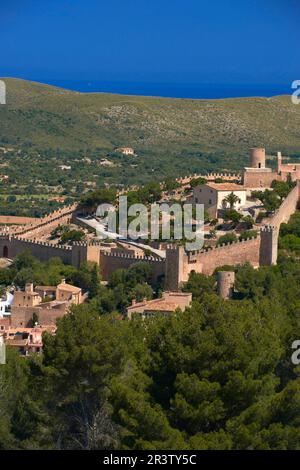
[0,291,13,318]
[193,182,247,217]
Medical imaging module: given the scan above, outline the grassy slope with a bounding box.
[1,78,300,156]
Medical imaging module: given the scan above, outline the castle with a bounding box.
[243,147,300,188]
[0,148,299,292]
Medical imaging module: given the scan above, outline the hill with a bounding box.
[1,78,300,154]
[0,78,299,199]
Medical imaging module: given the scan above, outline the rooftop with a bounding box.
[128,292,192,313]
[35,286,56,291]
[205,182,246,191]
[57,282,81,293]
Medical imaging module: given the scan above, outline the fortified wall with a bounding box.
[165,226,278,290]
[0,165,299,292]
[14,204,77,239]
[0,215,40,226]
[0,236,106,269]
[100,251,165,283]
[262,181,300,228]
[0,236,73,264]
[243,149,300,188]
[176,173,241,185]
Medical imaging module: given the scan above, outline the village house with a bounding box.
[10,280,83,328]
[56,278,82,304]
[126,291,192,320]
[193,182,247,217]
[115,147,135,156]
[0,291,13,318]
[3,325,56,356]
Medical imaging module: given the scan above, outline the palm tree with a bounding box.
[222,192,241,210]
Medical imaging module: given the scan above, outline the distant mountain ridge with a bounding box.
[1,78,299,157]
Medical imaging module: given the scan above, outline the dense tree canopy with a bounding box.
[1,253,300,449]
[1,213,300,449]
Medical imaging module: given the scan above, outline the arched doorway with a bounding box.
[3,246,8,258]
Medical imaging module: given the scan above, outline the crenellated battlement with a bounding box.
[8,203,78,237]
[175,172,241,184]
[191,235,259,257]
[72,240,103,247]
[260,225,277,233]
[7,235,73,251]
[101,250,165,263]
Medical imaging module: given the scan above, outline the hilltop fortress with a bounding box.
[243,147,300,188]
[0,148,299,291]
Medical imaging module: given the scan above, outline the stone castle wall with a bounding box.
[0,215,40,225]
[176,172,241,185]
[262,182,300,228]
[242,170,278,188]
[100,251,165,283]
[0,171,297,292]
[165,227,278,291]
[197,236,261,275]
[0,236,73,263]
[14,204,77,239]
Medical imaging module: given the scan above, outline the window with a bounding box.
[209,199,212,204]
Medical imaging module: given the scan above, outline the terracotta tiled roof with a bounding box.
[128,298,179,313]
[57,283,81,293]
[206,182,245,191]
[35,286,56,291]
[144,300,180,312]
[6,338,28,347]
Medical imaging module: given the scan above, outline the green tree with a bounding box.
[223,209,242,226]
[222,192,241,209]
[217,233,237,246]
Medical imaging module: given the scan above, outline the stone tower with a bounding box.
[276,151,282,174]
[259,226,278,266]
[250,148,266,169]
[165,245,184,291]
[71,242,102,269]
[217,271,235,299]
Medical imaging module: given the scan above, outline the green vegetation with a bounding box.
[1,78,300,215]
[222,192,241,209]
[223,209,242,227]
[241,215,255,229]
[2,253,300,449]
[163,177,181,192]
[217,233,237,245]
[50,224,86,245]
[239,229,258,241]
[0,251,78,289]
[251,180,295,214]
[279,211,300,255]
[80,188,117,211]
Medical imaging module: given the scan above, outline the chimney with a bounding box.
[132,299,136,306]
[61,278,66,285]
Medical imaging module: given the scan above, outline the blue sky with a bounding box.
[0,0,299,87]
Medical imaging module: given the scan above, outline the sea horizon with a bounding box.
[13,78,292,99]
